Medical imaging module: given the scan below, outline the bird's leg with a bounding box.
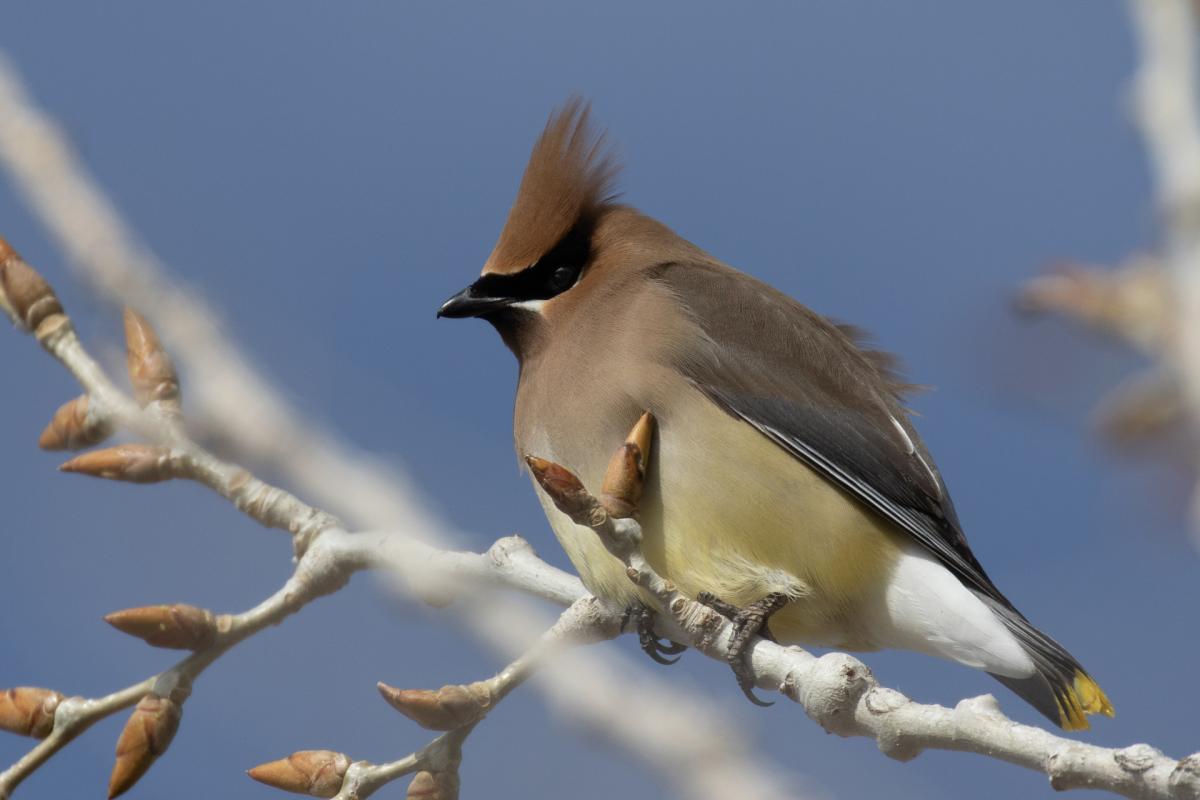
[622,602,687,665]
[696,591,790,706]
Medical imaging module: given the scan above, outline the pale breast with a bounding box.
[519,366,904,647]
[512,278,904,648]
[645,390,905,647]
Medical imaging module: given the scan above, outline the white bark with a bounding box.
[1,27,1198,798]
[0,52,795,800]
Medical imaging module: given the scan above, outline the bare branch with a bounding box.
[9,232,1195,799]
[6,32,1193,798]
[528,415,1200,800]
[0,50,441,536]
[1013,0,1200,550]
[1126,0,1200,541]
[0,524,356,799]
[325,596,616,800]
[0,240,798,799]
[1017,256,1170,355]
[0,52,798,800]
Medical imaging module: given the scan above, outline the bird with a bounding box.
[437,98,1113,730]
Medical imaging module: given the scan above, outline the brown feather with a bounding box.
[831,321,927,403]
[483,97,620,275]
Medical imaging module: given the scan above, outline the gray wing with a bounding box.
[649,259,1013,608]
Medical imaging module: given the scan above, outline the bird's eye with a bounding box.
[549,265,577,292]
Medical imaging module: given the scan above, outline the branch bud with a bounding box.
[524,456,595,519]
[0,237,65,335]
[38,395,114,451]
[108,694,182,798]
[247,750,350,797]
[59,444,176,483]
[0,687,63,738]
[376,682,492,731]
[407,770,460,800]
[600,444,642,518]
[104,604,217,650]
[1016,257,1169,352]
[602,418,653,517]
[0,237,15,323]
[123,308,181,413]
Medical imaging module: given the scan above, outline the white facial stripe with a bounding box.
[509,299,547,313]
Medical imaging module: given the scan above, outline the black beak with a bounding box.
[436,280,513,319]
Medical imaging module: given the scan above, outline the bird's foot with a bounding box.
[696,591,789,706]
[622,602,687,665]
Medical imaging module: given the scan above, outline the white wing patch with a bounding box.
[890,412,941,493]
[866,547,1035,678]
[890,414,916,454]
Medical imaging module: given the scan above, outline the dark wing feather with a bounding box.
[650,260,1013,609]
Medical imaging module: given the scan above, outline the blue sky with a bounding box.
[1,3,1196,799]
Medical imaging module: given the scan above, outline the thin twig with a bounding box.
[325,596,615,800]
[0,242,797,799]
[0,57,793,800]
[0,531,354,798]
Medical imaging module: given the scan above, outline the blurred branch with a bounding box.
[7,35,1193,800]
[1018,0,1200,546]
[1127,0,1200,540]
[1094,368,1187,444]
[0,53,798,800]
[1017,256,1187,442]
[1017,256,1170,355]
[0,237,799,799]
[0,50,437,536]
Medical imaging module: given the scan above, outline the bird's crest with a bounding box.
[484,97,620,276]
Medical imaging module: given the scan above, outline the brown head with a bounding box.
[438,98,708,358]
[436,99,622,342]
[482,97,618,277]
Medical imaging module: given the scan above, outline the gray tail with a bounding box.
[977,593,1113,731]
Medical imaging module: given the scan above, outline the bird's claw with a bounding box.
[623,603,687,665]
[696,591,789,707]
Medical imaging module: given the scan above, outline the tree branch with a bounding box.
[250,595,622,800]
[0,57,799,800]
[527,416,1200,800]
[1126,0,1200,542]
[0,240,799,799]
[2,34,1196,798]
[1019,1,1200,542]
[0,49,442,536]
[0,527,353,799]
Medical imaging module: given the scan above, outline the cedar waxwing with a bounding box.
[438,99,1113,730]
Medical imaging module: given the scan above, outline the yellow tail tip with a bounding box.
[1058,673,1115,731]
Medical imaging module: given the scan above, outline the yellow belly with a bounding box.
[530,390,903,650]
